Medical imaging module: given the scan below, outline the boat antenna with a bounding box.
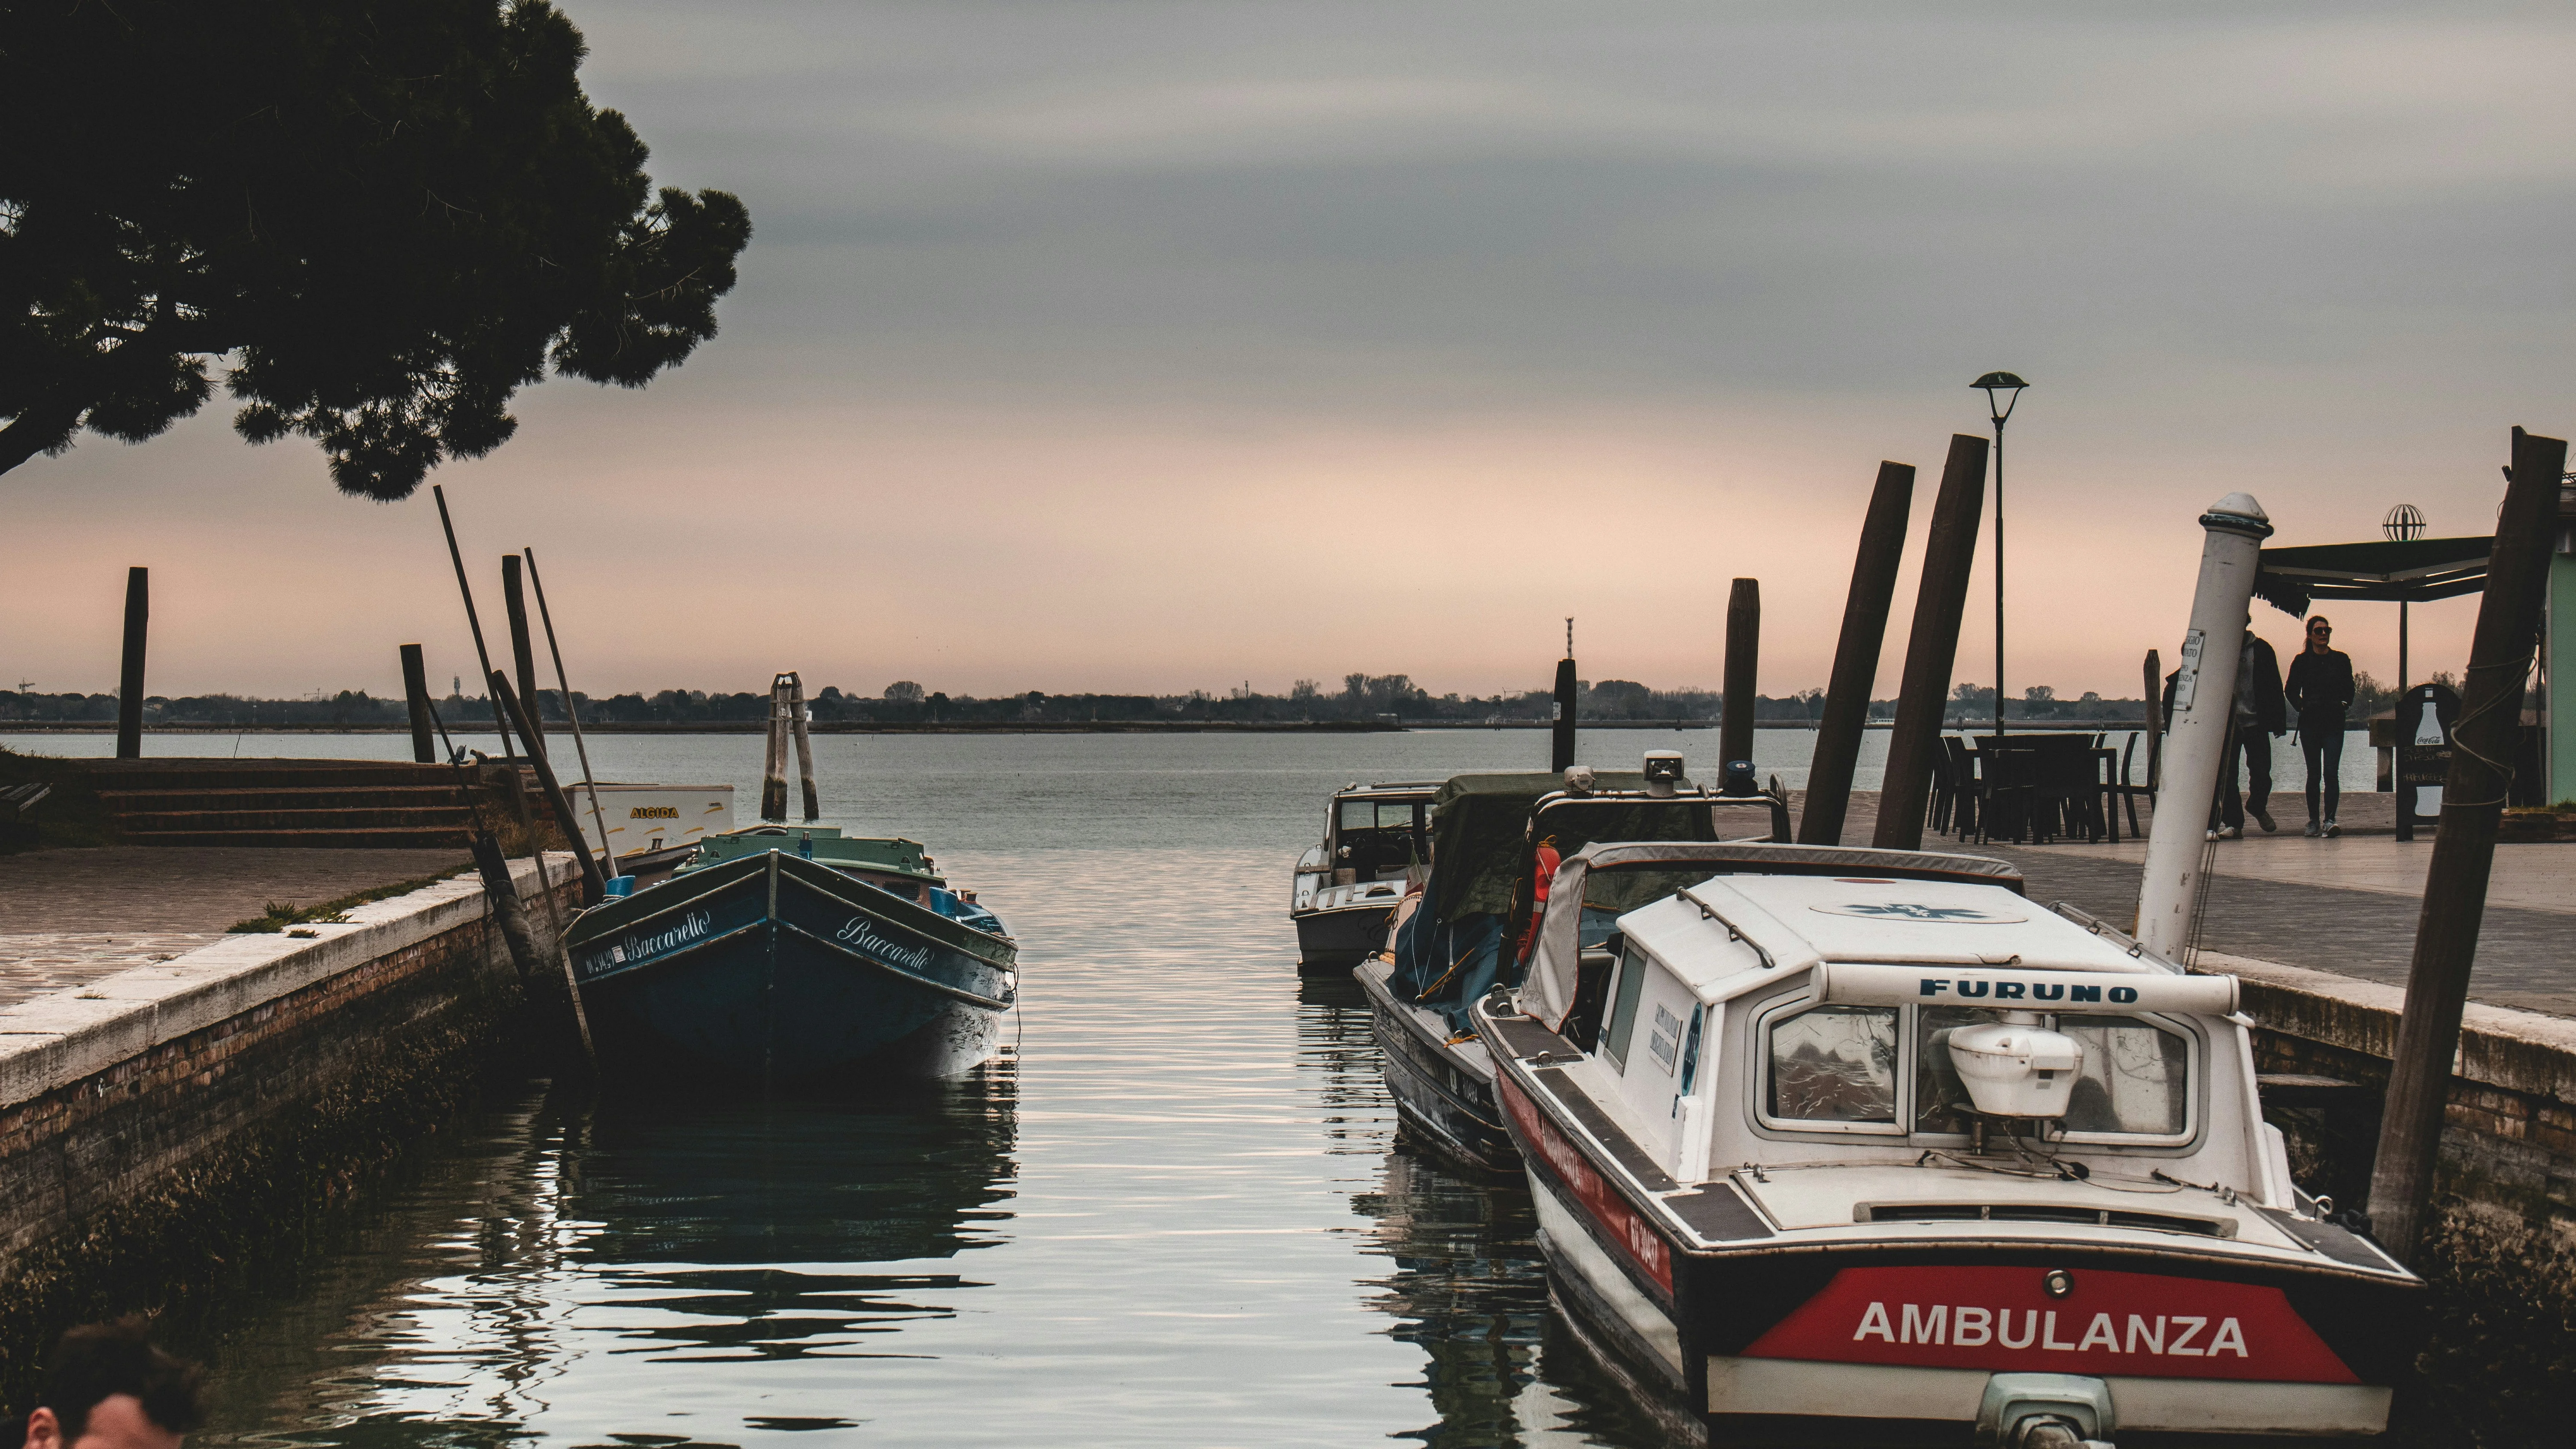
[1566,617,1574,657]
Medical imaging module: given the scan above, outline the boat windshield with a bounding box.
[1335,798,1426,880]
[1756,1001,2195,1143]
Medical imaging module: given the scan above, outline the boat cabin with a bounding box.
[1485,841,2417,1442]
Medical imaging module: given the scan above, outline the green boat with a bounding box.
[559,673,1016,1084]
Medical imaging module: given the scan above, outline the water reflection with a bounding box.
[205,1067,1018,1449]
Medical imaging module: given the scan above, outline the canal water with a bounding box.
[169,730,1762,1449]
[0,729,2393,1445]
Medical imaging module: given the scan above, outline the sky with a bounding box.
[11,0,2572,702]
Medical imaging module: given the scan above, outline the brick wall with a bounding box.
[0,859,579,1399]
[2201,950,2576,1238]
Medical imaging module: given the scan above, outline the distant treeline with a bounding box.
[0,671,2239,728]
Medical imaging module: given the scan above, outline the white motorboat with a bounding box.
[1291,781,1440,972]
[1473,841,2420,1446]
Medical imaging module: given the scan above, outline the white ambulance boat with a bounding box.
[1472,841,2420,1446]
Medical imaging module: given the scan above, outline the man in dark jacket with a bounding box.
[2284,614,2356,836]
[2210,629,2287,838]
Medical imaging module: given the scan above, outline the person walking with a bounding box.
[2284,614,2356,837]
[2208,628,2287,840]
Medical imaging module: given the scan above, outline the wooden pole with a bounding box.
[115,567,147,759]
[1721,579,1761,771]
[489,671,609,906]
[760,673,792,821]
[1801,463,1915,844]
[501,554,547,760]
[1551,620,1578,772]
[431,485,513,762]
[2366,426,2566,1264]
[2142,648,2164,791]
[400,644,436,763]
[787,671,821,821]
[1873,435,1989,852]
[522,549,614,863]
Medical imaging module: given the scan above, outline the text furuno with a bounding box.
[1853,1302,2249,1358]
[1917,978,2139,1004]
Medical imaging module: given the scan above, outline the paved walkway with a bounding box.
[1796,789,2576,1019]
[0,847,469,1008]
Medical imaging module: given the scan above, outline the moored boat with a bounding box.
[1358,754,1789,1170]
[1473,842,2421,1445]
[1291,780,1440,971]
[559,672,1017,1084]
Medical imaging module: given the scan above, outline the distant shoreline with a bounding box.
[5,718,2148,736]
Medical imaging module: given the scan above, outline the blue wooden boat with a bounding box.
[564,826,1017,1083]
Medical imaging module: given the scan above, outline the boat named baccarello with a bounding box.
[560,671,1016,1085]
[1472,840,2420,1446]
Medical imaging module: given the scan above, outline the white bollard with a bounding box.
[2136,493,2275,959]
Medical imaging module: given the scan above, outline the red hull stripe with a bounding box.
[1744,1265,2358,1384]
[1499,1071,1674,1294]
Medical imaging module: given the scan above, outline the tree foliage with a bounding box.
[0,0,752,498]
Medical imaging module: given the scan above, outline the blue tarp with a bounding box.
[1389,909,1507,1033]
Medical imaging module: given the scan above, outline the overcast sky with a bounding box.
[13,0,2572,701]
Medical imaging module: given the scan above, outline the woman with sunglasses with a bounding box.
[2284,615,2355,837]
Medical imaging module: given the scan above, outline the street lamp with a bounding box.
[2385,503,2423,693]
[1974,372,2029,735]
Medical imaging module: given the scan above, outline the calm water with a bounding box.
[0,729,2385,1445]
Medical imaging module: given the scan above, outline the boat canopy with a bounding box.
[1423,771,1655,919]
[1395,770,1773,1028]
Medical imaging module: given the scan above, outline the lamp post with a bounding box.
[1974,372,2029,734]
[2385,503,2424,694]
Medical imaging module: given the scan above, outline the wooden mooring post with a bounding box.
[1721,579,1760,771]
[1874,435,1988,852]
[501,554,547,760]
[2366,426,2566,1264]
[400,644,436,763]
[1801,462,1915,844]
[115,567,147,759]
[1551,621,1579,772]
[489,671,609,905]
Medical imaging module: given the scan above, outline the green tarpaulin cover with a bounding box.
[1428,771,1743,919]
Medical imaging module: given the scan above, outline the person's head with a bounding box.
[2306,615,2334,652]
[19,1319,201,1449]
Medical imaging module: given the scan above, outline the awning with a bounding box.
[2252,535,2491,617]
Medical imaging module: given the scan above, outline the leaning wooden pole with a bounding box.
[759,673,793,821]
[1721,579,1761,770]
[2366,426,2566,1264]
[115,566,148,759]
[1873,435,1988,852]
[489,671,609,906]
[522,549,614,863]
[400,644,436,763]
[432,485,513,762]
[501,555,547,760]
[1801,463,1915,844]
[787,672,822,822]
